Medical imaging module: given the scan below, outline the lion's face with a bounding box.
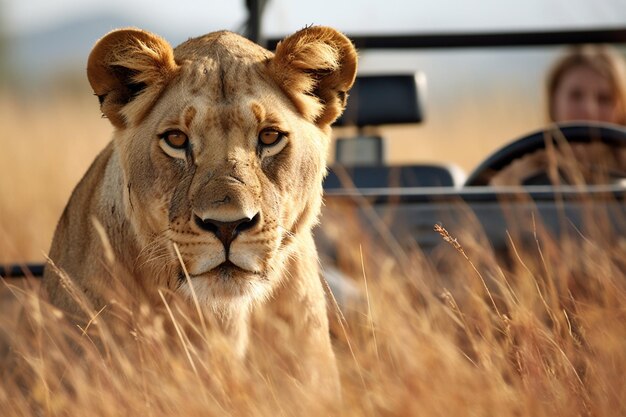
[120,50,329,304]
[87,28,357,307]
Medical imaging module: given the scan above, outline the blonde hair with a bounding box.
[545,44,626,125]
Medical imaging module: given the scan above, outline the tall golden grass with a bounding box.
[0,90,111,264]
[1,90,625,416]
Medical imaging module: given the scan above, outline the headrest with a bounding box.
[334,73,426,127]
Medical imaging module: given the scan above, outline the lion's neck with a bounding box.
[211,304,251,358]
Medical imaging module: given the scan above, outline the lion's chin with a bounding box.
[176,262,270,307]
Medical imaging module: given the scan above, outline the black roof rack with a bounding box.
[268,27,626,50]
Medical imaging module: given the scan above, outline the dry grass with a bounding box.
[1,90,625,416]
[0,90,111,264]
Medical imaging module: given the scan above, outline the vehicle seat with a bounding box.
[329,73,465,189]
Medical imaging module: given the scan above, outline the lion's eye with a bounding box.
[258,129,283,146]
[162,130,189,149]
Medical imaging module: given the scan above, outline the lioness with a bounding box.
[43,26,357,396]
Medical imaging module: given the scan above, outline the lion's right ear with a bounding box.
[87,28,178,128]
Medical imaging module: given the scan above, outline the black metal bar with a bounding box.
[0,263,45,278]
[245,0,267,47]
[267,27,626,50]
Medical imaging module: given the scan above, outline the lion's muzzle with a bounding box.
[194,213,261,257]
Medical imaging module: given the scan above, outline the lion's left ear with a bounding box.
[270,26,357,127]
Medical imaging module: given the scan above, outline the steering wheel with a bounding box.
[464,122,626,186]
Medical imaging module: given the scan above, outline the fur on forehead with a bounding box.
[173,31,273,64]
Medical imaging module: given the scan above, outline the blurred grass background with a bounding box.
[0,89,110,264]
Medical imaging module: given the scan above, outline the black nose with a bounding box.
[194,213,260,252]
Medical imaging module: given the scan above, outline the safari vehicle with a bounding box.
[317,72,626,255]
[289,28,626,294]
[1,23,625,288]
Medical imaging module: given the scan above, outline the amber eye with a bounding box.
[258,129,283,146]
[162,130,189,149]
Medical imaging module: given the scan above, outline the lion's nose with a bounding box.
[194,213,260,252]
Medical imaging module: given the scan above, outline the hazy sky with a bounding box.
[5,0,626,36]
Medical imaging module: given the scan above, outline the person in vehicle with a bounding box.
[546,44,626,125]
[488,45,626,186]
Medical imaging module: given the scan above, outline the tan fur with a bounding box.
[43,26,357,400]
